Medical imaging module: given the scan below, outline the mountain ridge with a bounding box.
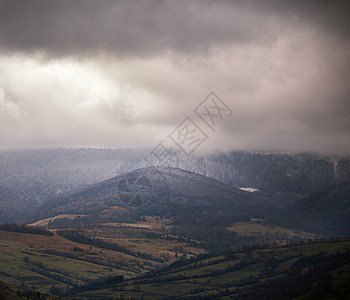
[34,166,273,220]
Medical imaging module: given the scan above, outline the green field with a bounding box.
[227,221,317,239]
[1,226,350,299]
[0,230,159,294]
[73,240,350,299]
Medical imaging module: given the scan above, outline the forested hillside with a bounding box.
[1,149,349,222]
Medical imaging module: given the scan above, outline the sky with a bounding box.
[0,0,349,154]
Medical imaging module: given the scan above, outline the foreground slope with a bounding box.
[0,228,159,295]
[73,240,350,299]
[0,280,64,300]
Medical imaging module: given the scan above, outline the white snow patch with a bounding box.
[239,187,260,193]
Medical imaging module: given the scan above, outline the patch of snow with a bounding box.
[239,187,260,193]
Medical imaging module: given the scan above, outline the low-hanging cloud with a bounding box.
[0,0,349,154]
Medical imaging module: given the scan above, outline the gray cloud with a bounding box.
[1,0,348,58]
[0,0,349,155]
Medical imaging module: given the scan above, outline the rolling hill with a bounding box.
[28,167,320,252]
[34,166,282,222]
[71,239,350,299]
[0,227,159,295]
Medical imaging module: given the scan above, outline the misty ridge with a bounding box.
[1,148,349,223]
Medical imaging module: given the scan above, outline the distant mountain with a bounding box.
[1,148,350,222]
[26,166,350,239]
[35,166,279,223]
[29,167,302,251]
[287,181,350,236]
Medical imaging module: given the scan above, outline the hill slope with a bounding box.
[287,181,350,236]
[35,167,282,222]
[28,167,310,252]
[0,228,159,295]
[33,168,288,228]
[72,239,350,299]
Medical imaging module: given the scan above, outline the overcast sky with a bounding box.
[0,0,349,154]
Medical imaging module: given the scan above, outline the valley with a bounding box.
[0,150,349,299]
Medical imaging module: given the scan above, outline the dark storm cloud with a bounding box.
[0,0,262,57]
[258,0,350,37]
[0,0,348,58]
[0,0,350,154]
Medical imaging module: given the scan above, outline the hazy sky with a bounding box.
[0,0,349,154]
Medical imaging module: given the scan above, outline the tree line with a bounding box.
[0,223,53,236]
